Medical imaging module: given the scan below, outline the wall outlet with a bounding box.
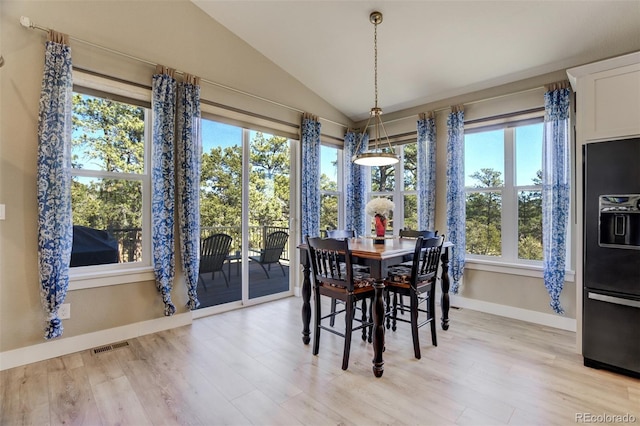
[59,303,71,320]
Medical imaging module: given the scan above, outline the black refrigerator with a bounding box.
[583,137,640,378]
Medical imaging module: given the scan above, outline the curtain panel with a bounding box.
[176,75,202,310]
[344,131,369,236]
[301,113,321,241]
[36,31,73,339]
[542,83,572,314]
[417,112,437,232]
[446,107,466,294]
[152,67,177,316]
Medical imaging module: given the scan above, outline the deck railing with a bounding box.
[107,225,290,264]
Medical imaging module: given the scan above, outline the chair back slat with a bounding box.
[399,228,438,239]
[260,231,289,263]
[200,233,232,273]
[412,235,445,284]
[307,237,352,290]
[326,229,356,239]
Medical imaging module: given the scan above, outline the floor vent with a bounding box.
[92,341,130,354]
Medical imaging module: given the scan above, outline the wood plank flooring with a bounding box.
[2,297,639,425]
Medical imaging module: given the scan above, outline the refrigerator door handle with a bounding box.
[588,292,640,309]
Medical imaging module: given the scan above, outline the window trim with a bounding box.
[69,72,153,289]
[368,142,417,233]
[319,143,344,231]
[464,116,545,265]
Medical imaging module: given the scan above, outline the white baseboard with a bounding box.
[450,295,577,332]
[0,313,192,371]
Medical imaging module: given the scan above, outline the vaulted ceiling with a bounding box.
[193,1,640,121]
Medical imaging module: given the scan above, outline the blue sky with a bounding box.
[201,118,542,187]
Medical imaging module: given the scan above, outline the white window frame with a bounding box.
[463,115,574,281]
[69,71,154,290]
[319,143,344,231]
[368,143,417,232]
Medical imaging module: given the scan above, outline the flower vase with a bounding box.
[374,214,387,244]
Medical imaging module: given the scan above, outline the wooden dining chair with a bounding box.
[324,229,370,326]
[385,235,444,359]
[306,236,376,370]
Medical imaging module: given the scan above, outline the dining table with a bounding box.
[299,236,453,377]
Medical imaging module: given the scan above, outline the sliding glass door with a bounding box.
[198,118,292,308]
[247,130,291,299]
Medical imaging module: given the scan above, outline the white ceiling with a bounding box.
[193,1,640,122]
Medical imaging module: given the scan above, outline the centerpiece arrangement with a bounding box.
[365,197,395,243]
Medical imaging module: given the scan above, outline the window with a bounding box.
[464,121,543,263]
[70,90,151,269]
[369,143,417,234]
[319,144,342,232]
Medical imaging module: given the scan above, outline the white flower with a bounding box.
[366,197,395,217]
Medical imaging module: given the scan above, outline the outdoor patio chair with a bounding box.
[249,231,288,279]
[199,233,233,289]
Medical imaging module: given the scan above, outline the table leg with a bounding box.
[440,246,451,331]
[372,280,385,377]
[301,252,311,345]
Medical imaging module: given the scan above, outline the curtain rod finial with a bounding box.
[20,16,32,28]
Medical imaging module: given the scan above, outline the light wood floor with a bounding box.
[2,297,639,425]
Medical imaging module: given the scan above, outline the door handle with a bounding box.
[588,292,640,309]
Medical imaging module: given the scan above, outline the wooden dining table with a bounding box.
[299,237,453,377]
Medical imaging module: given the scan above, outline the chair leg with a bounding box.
[312,288,321,356]
[385,290,391,330]
[429,290,438,347]
[221,270,229,287]
[342,298,354,370]
[329,298,337,327]
[410,291,421,359]
[392,292,398,332]
[257,262,270,279]
[198,274,207,291]
[279,262,286,276]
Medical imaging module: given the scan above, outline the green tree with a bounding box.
[465,168,503,256]
[517,170,543,260]
[71,94,144,232]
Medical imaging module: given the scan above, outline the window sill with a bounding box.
[69,266,155,290]
[465,258,575,282]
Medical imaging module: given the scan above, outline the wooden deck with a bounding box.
[196,259,290,308]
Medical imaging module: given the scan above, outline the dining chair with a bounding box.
[398,228,438,263]
[385,235,444,359]
[249,230,288,279]
[324,230,370,326]
[199,233,233,289]
[391,228,439,316]
[306,236,376,370]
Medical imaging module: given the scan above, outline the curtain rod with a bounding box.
[19,16,349,129]
[371,85,546,128]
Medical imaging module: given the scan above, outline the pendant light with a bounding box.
[352,11,399,167]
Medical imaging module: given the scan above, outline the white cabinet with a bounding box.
[568,52,640,142]
[567,52,640,354]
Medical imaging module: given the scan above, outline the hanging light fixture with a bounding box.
[353,11,399,167]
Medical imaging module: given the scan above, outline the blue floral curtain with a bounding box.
[417,112,436,231]
[446,106,465,294]
[344,130,369,236]
[176,74,201,310]
[301,113,321,240]
[542,82,572,314]
[152,66,177,316]
[36,31,73,339]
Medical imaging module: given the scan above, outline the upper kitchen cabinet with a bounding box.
[568,52,640,143]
